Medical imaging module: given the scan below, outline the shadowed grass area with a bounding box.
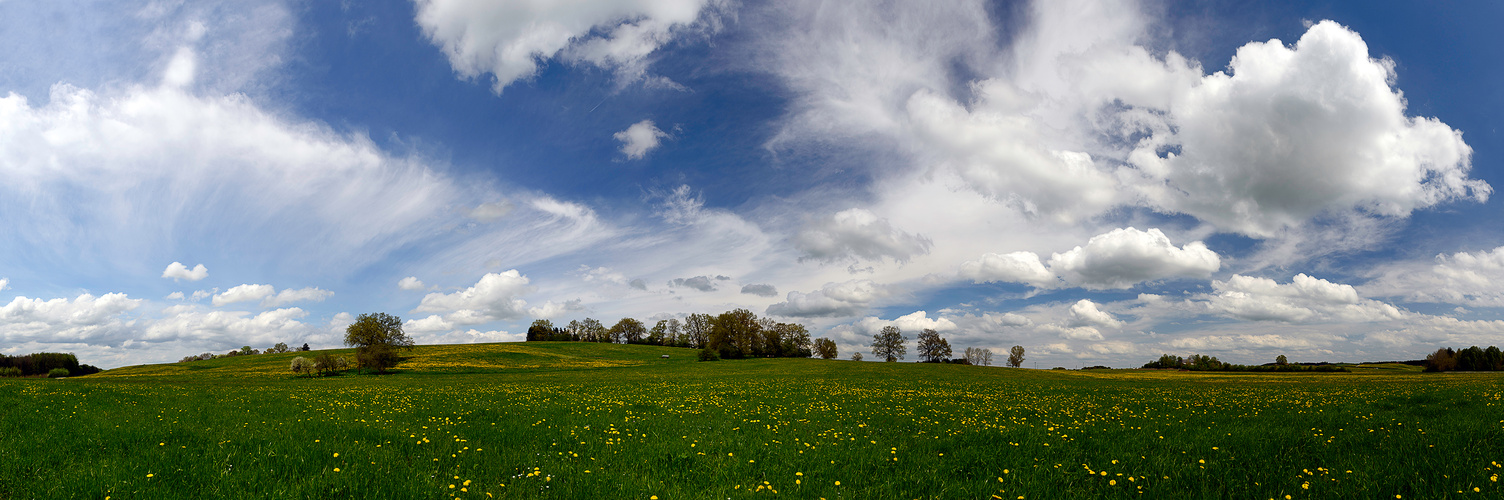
[3,342,1502,499]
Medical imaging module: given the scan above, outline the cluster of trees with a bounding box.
[1142,353,1348,372]
[0,352,101,378]
[344,312,413,372]
[870,326,1022,367]
[1425,346,1504,372]
[290,353,351,377]
[179,342,310,363]
[526,309,827,360]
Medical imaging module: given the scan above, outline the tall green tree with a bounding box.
[610,317,647,344]
[710,309,762,358]
[344,312,412,373]
[684,313,712,349]
[526,319,555,341]
[871,326,907,362]
[814,338,838,359]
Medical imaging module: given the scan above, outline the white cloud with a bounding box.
[614,119,670,160]
[1039,324,1103,341]
[212,284,332,308]
[465,201,513,222]
[413,0,716,92]
[1207,274,1404,323]
[413,270,533,325]
[1066,299,1123,329]
[0,292,142,343]
[162,262,209,281]
[958,251,1056,288]
[527,299,583,320]
[398,277,427,291]
[766,279,888,318]
[0,278,7,291]
[760,3,1487,236]
[1047,227,1220,289]
[166,291,185,300]
[405,314,454,333]
[1129,20,1489,236]
[1362,246,1504,307]
[144,306,310,346]
[212,284,274,307]
[262,287,333,308]
[794,208,932,264]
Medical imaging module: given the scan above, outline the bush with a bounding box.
[357,344,400,373]
[48,368,70,378]
[697,348,720,362]
[290,357,313,376]
[0,367,21,377]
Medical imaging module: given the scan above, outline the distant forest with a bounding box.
[0,352,101,377]
[1424,346,1504,372]
[524,308,820,360]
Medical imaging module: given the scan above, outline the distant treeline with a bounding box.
[179,342,310,363]
[1425,346,1504,372]
[0,352,101,377]
[525,309,823,359]
[1141,354,1349,372]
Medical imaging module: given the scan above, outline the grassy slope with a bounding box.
[4,342,1502,499]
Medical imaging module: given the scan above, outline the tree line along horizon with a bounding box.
[7,309,1503,376]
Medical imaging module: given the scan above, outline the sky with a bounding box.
[3,0,1503,369]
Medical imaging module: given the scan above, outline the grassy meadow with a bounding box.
[2,342,1502,499]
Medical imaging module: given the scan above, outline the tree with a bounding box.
[300,343,311,352]
[814,338,838,359]
[1007,345,1026,368]
[1275,354,1289,366]
[851,352,864,362]
[266,342,291,354]
[1486,346,1504,371]
[871,326,907,362]
[610,318,647,344]
[290,357,313,376]
[647,320,669,345]
[345,312,413,372]
[1143,354,1182,369]
[963,347,993,366]
[772,322,813,357]
[526,319,555,342]
[710,309,762,359]
[916,329,952,362]
[684,313,712,349]
[578,318,608,343]
[1425,347,1457,372]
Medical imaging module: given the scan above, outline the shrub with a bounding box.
[0,367,21,377]
[697,347,720,362]
[290,357,313,376]
[48,368,70,378]
[356,344,400,373]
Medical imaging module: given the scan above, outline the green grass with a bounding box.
[2,342,1502,499]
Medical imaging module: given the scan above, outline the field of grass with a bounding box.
[3,342,1502,499]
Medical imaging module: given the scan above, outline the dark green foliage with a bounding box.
[0,352,96,377]
[0,367,20,377]
[344,312,413,349]
[697,347,720,361]
[611,317,647,344]
[1276,354,1288,365]
[1008,345,1026,368]
[1142,353,1350,372]
[814,338,838,359]
[47,367,69,378]
[1426,345,1503,372]
[357,344,400,373]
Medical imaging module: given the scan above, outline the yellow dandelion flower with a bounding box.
[835,481,841,486]
[334,468,341,472]
[146,473,154,478]
[1110,480,1117,486]
[333,453,339,457]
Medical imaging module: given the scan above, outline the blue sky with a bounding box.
[4,0,1504,369]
